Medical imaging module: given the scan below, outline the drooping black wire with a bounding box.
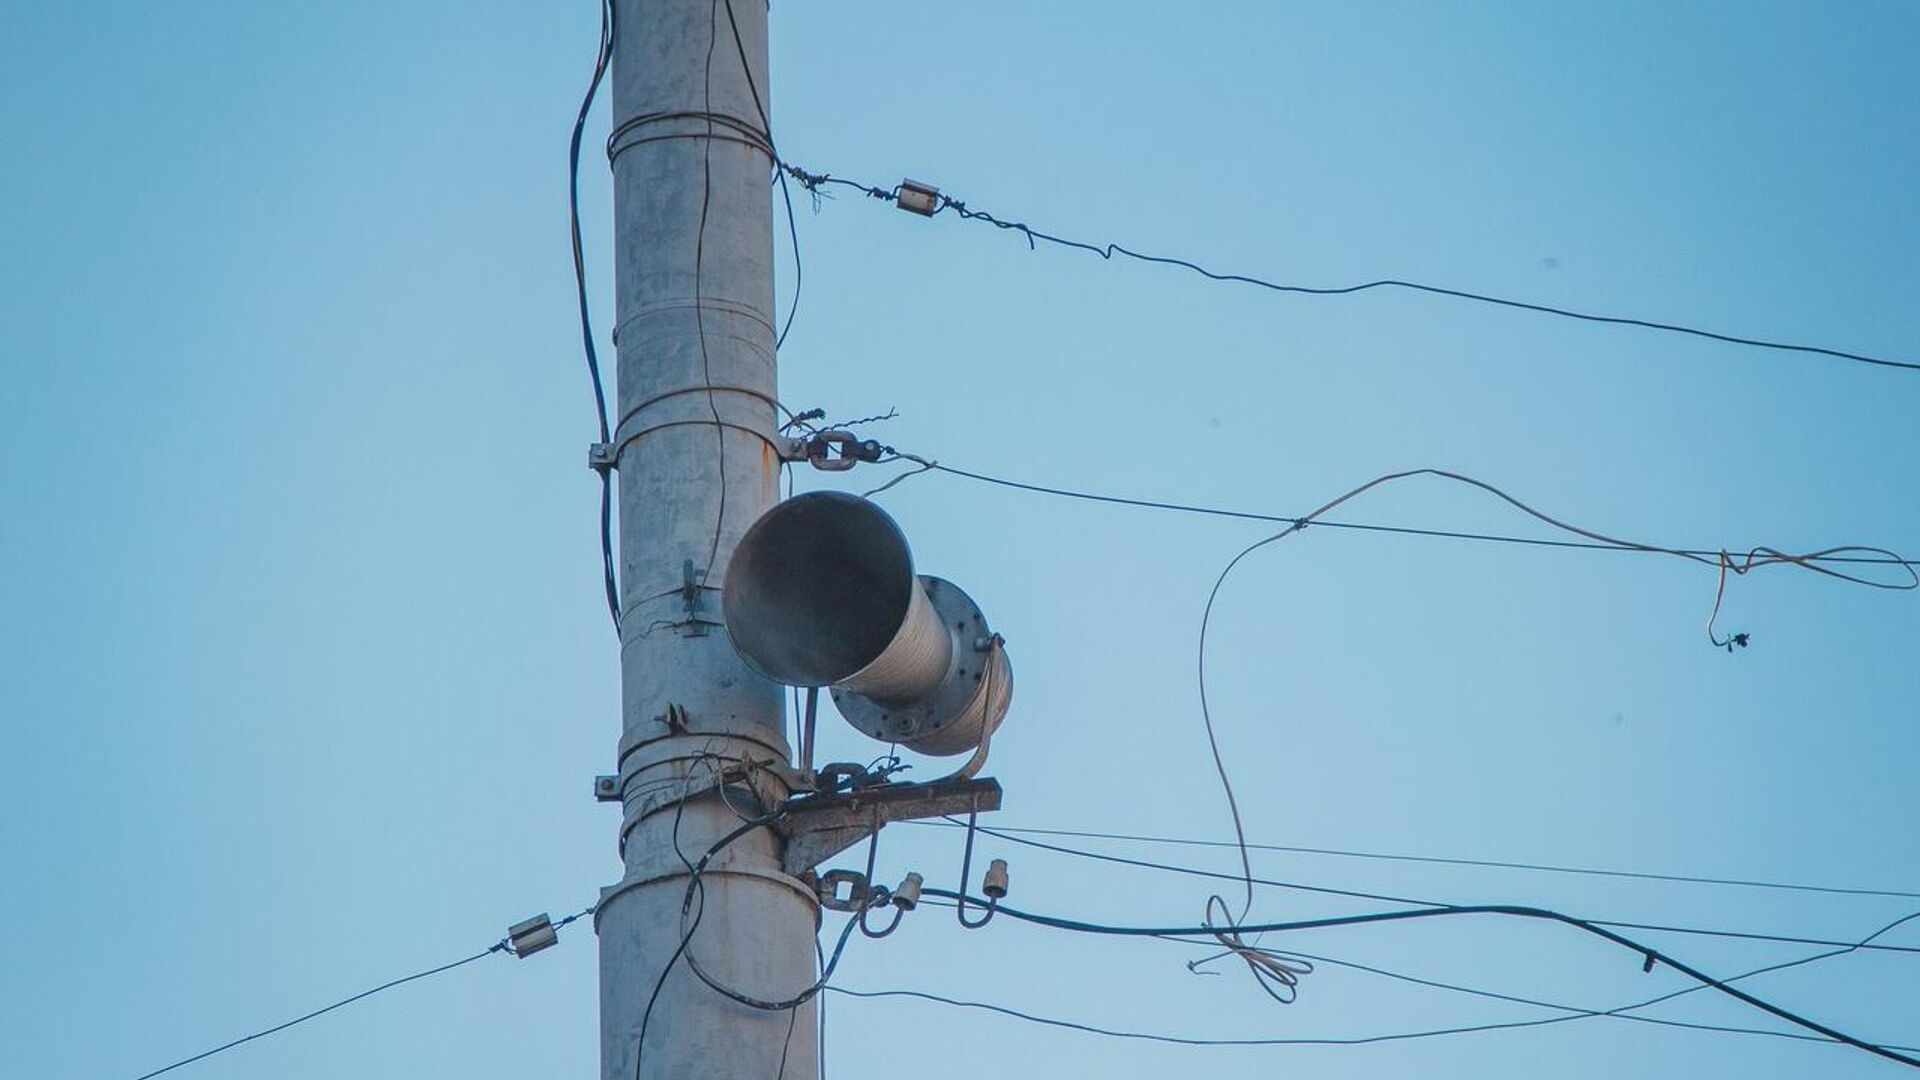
[934,819,1920,957]
[873,457,1918,571]
[903,819,1920,901]
[780,163,1919,374]
[872,903,1920,1051]
[917,887,1920,1069]
[570,0,621,632]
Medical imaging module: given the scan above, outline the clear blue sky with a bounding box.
[4,3,1917,1078]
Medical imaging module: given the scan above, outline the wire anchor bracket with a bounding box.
[782,429,886,472]
[779,775,1002,876]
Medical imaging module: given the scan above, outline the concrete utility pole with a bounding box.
[595,2,817,1078]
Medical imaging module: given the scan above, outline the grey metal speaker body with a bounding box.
[723,491,1013,757]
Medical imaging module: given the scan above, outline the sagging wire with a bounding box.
[1189,467,1919,949]
[945,818,1920,957]
[911,888,1920,1069]
[840,906,1920,1054]
[775,163,1920,374]
[859,452,1918,576]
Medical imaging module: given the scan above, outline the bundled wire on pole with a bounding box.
[570,0,621,633]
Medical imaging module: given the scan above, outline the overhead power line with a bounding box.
[123,905,593,1080]
[831,976,1920,1055]
[889,900,1920,1053]
[128,947,506,1080]
[924,819,1920,957]
[917,887,1920,1068]
[907,820,1920,901]
[877,457,1917,572]
[778,164,1920,374]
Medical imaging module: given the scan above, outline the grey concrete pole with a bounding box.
[596,2,817,1078]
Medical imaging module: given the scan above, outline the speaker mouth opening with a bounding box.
[723,492,918,687]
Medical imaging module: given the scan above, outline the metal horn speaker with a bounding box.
[723,491,1012,757]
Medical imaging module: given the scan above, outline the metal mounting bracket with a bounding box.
[800,430,885,472]
[777,776,1002,876]
[587,442,618,473]
[674,561,722,637]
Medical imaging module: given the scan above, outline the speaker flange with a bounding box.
[832,575,1012,757]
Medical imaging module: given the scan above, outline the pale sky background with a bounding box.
[3,3,1918,1079]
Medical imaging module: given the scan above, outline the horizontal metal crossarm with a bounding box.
[779,777,1003,876]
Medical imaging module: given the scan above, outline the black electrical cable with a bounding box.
[635,757,876,1078]
[939,820,1920,957]
[814,938,829,1080]
[1259,927,1920,1049]
[676,770,889,1010]
[902,819,1920,901]
[907,898,1920,1048]
[917,887,1920,1069]
[570,0,621,632]
[692,0,730,587]
[780,163,1919,374]
[775,994,801,1080]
